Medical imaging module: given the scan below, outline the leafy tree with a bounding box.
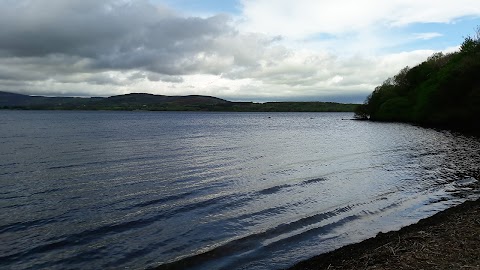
[361,26,480,134]
[460,27,480,54]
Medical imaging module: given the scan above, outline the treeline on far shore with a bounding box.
[0,102,358,112]
[0,91,358,112]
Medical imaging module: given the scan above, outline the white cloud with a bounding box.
[413,32,443,40]
[240,0,480,39]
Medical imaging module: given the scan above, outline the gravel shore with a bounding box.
[288,199,480,270]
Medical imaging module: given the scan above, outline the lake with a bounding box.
[0,110,479,270]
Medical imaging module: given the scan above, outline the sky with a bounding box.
[0,1,479,103]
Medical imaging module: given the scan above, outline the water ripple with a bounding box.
[1,111,479,270]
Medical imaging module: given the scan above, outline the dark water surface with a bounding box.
[1,110,479,270]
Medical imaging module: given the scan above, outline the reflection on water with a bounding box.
[0,110,479,270]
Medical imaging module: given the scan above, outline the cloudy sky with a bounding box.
[1,0,479,102]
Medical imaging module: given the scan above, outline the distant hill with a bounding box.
[102,93,228,105]
[0,91,28,106]
[355,28,480,134]
[0,91,358,112]
[0,91,103,108]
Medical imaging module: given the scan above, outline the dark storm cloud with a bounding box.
[0,0,392,102]
[0,0,153,57]
[0,0,235,75]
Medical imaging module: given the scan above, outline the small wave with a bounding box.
[30,188,63,196]
[257,184,290,195]
[46,154,167,170]
[454,177,477,187]
[256,177,327,196]
[0,217,58,234]
[128,191,195,209]
[154,203,358,269]
[0,216,166,264]
[0,162,18,167]
[301,177,327,185]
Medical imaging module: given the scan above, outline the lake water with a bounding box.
[1,110,479,270]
